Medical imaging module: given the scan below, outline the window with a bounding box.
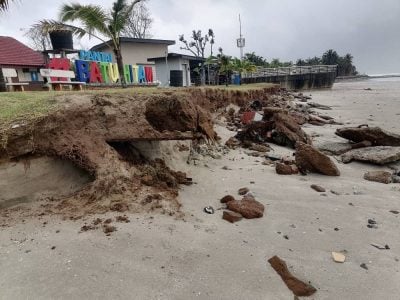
[30,71,39,82]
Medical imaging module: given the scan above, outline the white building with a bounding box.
[147,53,205,87]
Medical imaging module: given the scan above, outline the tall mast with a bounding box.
[238,14,245,59]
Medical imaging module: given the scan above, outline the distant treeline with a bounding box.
[244,49,357,76]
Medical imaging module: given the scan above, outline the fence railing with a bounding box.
[243,65,337,78]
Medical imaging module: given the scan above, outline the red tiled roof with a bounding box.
[0,36,45,67]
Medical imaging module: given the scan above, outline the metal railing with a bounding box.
[243,65,337,78]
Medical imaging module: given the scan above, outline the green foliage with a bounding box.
[296,49,357,76]
[231,58,257,73]
[244,52,292,68]
[244,52,268,66]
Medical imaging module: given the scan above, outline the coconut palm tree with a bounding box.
[0,0,13,10]
[38,0,143,87]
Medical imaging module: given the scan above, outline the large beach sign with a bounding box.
[48,50,154,84]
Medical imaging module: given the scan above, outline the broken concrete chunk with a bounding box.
[295,142,340,176]
[318,142,353,155]
[222,211,243,223]
[336,126,400,146]
[268,256,317,297]
[364,171,392,184]
[332,252,346,263]
[351,140,373,149]
[342,146,400,165]
[227,199,264,219]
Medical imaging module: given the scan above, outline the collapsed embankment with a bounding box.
[0,86,282,219]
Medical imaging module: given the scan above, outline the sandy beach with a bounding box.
[1,78,400,299]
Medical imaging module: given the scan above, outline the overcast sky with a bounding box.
[1,0,399,74]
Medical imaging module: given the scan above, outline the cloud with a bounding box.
[0,0,399,74]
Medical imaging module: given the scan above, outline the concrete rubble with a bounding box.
[342,146,400,165]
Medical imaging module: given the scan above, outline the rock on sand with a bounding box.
[295,142,340,176]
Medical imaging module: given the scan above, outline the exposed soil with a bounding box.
[0,87,283,223]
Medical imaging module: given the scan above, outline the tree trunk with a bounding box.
[114,47,127,88]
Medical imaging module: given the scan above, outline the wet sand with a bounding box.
[0,78,399,299]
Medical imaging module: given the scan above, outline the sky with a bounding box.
[0,0,399,74]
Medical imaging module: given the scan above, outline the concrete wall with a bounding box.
[242,72,337,90]
[154,57,191,87]
[95,43,168,65]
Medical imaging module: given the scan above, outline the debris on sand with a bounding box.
[268,256,317,297]
[204,206,215,214]
[367,219,378,229]
[364,171,393,184]
[116,215,130,223]
[222,211,243,223]
[332,252,346,263]
[249,143,270,153]
[268,112,311,148]
[103,224,117,235]
[307,102,332,110]
[371,243,390,250]
[295,142,340,176]
[220,195,235,204]
[227,199,264,219]
[342,146,400,165]
[310,185,326,192]
[275,162,299,175]
[225,137,241,149]
[238,187,250,196]
[336,126,400,146]
[80,224,96,232]
[235,110,311,149]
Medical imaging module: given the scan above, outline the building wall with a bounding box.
[154,58,191,87]
[95,43,169,65]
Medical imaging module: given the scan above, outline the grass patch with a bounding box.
[0,83,273,128]
[0,91,61,127]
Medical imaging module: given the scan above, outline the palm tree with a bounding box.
[38,0,143,87]
[322,49,339,65]
[0,0,13,10]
